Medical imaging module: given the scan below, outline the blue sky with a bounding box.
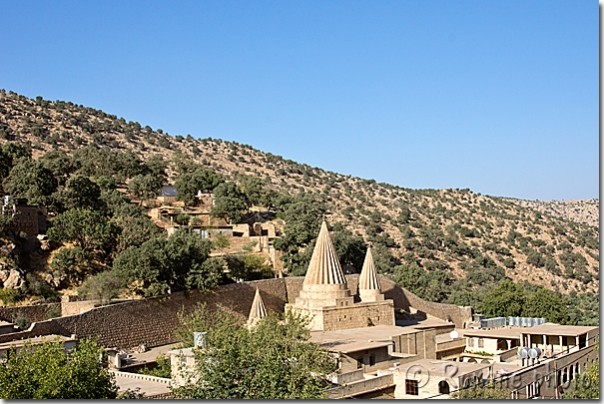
[0,1,598,200]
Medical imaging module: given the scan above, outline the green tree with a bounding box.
[240,175,264,208]
[330,222,366,273]
[78,271,122,304]
[143,154,168,181]
[478,279,526,317]
[211,182,247,224]
[48,246,91,287]
[113,230,215,296]
[172,307,336,399]
[2,158,58,206]
[39,149,76,186]
[524,288,568,323]
[137,354,172,378]
[562,346,599,399]
[47,208,118,252]
[128,174,164,204]
[175,166,223,205]
[451,381,509,399]
[114,215,159,255]
[112,235,170,297]
[273,192,327,274]
[0,338,118,399]
[0,142,32,183]
[61,175,104,211]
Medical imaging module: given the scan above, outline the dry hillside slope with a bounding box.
[0,90,599,296]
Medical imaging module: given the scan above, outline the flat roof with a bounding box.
[0,335,75,350]
[520,323,599,337]
[491,362,522,376]
[459,327,523,340]
[435,333,465,344]
[396,318,454,329]
[395,358,490,378]
[310,325,421,354]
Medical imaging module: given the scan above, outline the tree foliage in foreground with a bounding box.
[562,345,599,399]
[172,305,337,399]
[0,338,117,399]
[451,381,509,399]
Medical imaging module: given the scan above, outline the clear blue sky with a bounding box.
[0,0,598,200]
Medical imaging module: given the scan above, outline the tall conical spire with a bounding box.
[247,289,267,326]
[303,221,347,286]
[359,245,380,290]
[359,245,384,302]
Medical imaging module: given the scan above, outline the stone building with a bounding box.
[1,197,41,237]
[285,221,395,331]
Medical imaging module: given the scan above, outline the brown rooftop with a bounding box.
[310,325,419,353]
[396,318,453,330]
[395,358,490,378]
[520,323,598,337]
[458,327,523,340]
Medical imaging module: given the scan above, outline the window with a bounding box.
[438,380,450,394]
[468,338,474,347]
[478,338,484,348]
[369,354,375,366]
[405,379,419,396]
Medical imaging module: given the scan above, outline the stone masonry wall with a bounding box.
[0,275,471,349]
[0,279,288,348]
[383,279,472,328]
[0,303,60,323]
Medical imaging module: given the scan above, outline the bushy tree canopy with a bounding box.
[112,229,216,296]
[47,208,118,252]
[175,166,223,205]
[172,307,336,399]
[211,182,247,224]
[2,158,57,206]
[0,338,117,399]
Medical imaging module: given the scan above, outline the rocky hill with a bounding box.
[505,198,599,228]
[0,90,599,300]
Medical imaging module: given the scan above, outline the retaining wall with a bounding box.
[0,303,60,323]
[0,275,472,349]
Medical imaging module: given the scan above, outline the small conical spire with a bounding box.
[303,221,346,286]
[359,245,385,302]
[359,245,380,291]
[247,289,267,326]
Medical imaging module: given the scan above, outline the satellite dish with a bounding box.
[529,348,538,358]
[534,348,542,357]
[519,348,528,358]
[450,330,459,339]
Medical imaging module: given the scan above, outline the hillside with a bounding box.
[505,198,599,228]
[0,90,599,302]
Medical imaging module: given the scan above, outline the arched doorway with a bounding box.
[438,380,450,394]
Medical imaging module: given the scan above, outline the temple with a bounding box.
[285,221,394,331]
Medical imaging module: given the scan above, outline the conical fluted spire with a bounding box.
[359,245,380,291]
[247,289,267,325]
[303,221,346,286]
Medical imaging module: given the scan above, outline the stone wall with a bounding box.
[10,205,39,237]
[0,279,288,348]
[327,373,395,399]
[0,275,471,349]
[321,301,395,331]
[0,303,60,323]
[383,279,472,328]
